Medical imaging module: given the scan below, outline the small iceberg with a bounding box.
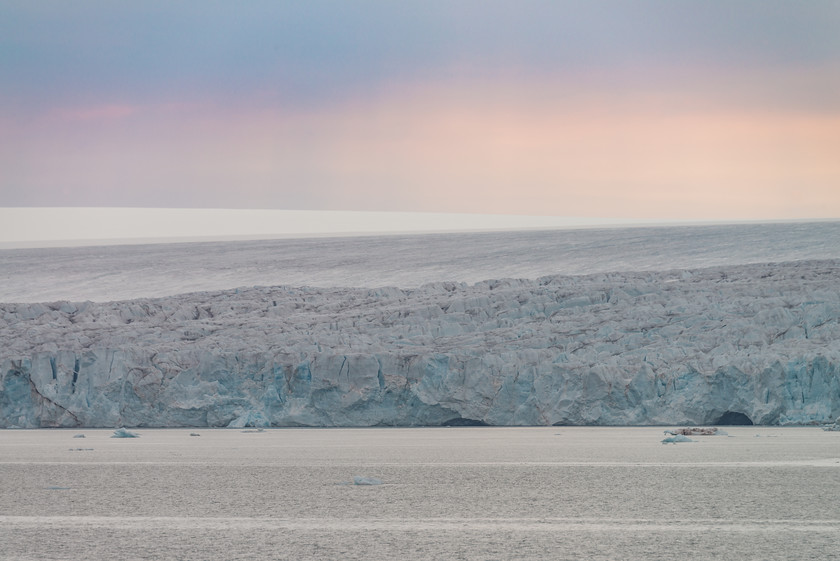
[664,427,725,436]
[111,427,139,438]
[822,418,840,431]
[661,434,694,444]
[353,476,383,486]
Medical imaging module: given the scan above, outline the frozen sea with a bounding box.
[2,221,840,302]
[2,427,840,560]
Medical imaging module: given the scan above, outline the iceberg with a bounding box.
[665,427,722,436]
[662,434,694,444]
[1,260,839,428]
[822,417,840,431]
[111,427,139,438]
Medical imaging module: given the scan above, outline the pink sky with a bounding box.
[6,73,839,221]
[2,2,839,222]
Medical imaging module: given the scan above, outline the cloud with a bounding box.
[3,71,839,220]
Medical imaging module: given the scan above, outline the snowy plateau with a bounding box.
[2,253,839,428]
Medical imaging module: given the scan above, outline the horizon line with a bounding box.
[1,207,837,250]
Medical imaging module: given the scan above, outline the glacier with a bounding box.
[2,259,839,428]
[4,221,840,303]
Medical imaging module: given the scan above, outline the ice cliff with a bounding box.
[2,260,839,428]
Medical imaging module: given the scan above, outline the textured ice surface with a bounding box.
[2,257,839,428]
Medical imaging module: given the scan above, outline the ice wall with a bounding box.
[2,261,839,427]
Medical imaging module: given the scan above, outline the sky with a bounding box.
[2,1,839,224]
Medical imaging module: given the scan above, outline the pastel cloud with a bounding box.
[5,70,839,220]
[288,80,840,219]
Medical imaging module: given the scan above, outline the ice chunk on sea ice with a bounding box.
[823,417,840,431]
[661,434,694,444]
[111,427,140,438]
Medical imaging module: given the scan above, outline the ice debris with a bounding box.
[661,434,694,444]
[665,427,728,437]
[822,418,840,431]
[111,427,139,438]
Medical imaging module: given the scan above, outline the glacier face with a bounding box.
[2,260,839,428]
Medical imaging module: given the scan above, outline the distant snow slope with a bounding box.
[3,221,840,302]
[2,261,838,427]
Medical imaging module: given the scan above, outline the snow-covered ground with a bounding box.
[2,221,839,427]
[2,221,840,302]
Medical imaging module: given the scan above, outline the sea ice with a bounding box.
[353,476,383,486]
